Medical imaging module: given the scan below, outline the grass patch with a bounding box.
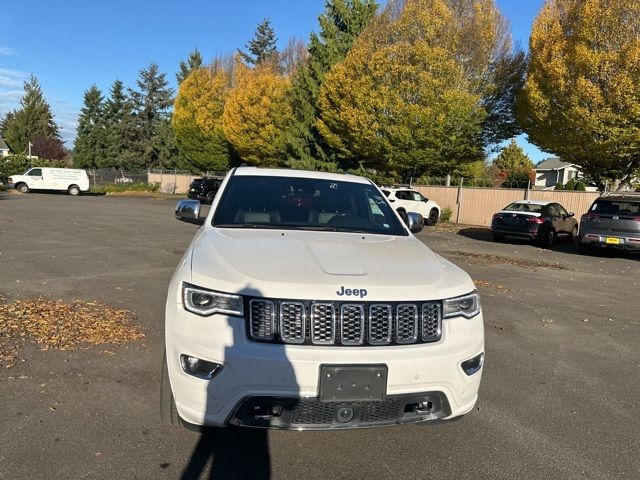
[90,182,159,194]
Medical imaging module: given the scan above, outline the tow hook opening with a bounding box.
[180,354,223,380]
[461,353,484,376]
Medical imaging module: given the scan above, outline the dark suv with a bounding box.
[577,193,640,253]
[187,177,223,204]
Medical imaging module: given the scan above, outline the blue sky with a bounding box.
[0,0,547,161]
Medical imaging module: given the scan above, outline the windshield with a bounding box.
[503,202,543,213]
[212,175,408,236]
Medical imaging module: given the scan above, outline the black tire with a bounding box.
[492,233,506,243]
[160,351,181,427]
[427,208,439,226]
[538,228,555,249]
[205,192,215,205]
[397,209,408,223]
[16,183,29,194]
[67,185,80,196]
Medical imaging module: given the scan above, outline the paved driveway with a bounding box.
[0,192,638,479]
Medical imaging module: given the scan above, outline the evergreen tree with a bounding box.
[286,0,378,164]
[73,85,106,168]
[238,19,278,66]
[1,75,60,154]
[129,63,174,168]
[103,80,137,168]
[177,48,204,84]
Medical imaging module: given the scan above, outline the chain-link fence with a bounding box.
[86,169,150,188]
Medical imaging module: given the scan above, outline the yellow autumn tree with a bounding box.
[222,60,294,166]
[518,0,640,187]
[172,66,232,171]
[316,0,523,177]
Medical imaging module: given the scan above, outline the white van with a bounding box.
[7,167,90,196]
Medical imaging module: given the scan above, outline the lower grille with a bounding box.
[248,298,443,346]
[230,393,451,430]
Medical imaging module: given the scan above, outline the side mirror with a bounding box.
[405,211,425,233]
[568,212,575,217]
[176,200,204,225]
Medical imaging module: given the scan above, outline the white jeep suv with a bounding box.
[163,168,484,430]
[380,186,441,226]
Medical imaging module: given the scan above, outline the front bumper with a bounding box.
[165,299,484,429]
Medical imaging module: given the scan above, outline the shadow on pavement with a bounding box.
[456,227,638,260]
[180,427,271,480]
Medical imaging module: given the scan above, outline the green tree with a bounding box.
[1,75,60,154]
[177,48,204,84]
[73,85,107,168]
[518,0,640,188]
[102,80,137,168]
[492,139,534,181]
[317,0,496,177]
[238,19,278,66]
[129,63,175,168]
[173,67,233,171]
[286,0,378,164]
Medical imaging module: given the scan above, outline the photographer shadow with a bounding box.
[181,287,299,480]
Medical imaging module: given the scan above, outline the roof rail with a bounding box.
[601,191,640,197]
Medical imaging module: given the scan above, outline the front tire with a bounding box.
[160,351,181,427]
[68,185,80,196]
[16,183,29,194]
[205,192,215,205]
[427,208,439,226]
[397,209,408,223]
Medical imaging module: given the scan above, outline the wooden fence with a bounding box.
[413,185,600,226]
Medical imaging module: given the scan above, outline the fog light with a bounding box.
[461,353,484,376]
[180,355,223,380]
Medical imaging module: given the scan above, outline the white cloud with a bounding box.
[0,46,17,56]
[0,68,27,89]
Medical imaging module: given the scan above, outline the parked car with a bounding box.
[491,200,578,248]
[163,167,484,430]
[187,177,223,204]
[576,193,640,254]
[380,186,441,225]
[7,167,89,196]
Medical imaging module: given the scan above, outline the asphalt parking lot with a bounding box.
[1,191,638,480]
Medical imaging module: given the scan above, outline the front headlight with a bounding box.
[443,291,481,319]
[182,283,244,317]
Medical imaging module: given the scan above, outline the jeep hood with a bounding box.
[189,228,474,301]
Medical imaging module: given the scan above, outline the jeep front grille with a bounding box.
[248,299,442,346]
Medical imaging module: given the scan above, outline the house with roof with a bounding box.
[0,135,10,157]
[534,158,581,188]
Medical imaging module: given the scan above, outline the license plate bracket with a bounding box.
[318,365,388,402]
